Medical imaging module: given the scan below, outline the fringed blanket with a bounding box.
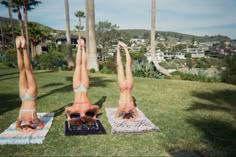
[0,113,54,144]
[105,108,160,134]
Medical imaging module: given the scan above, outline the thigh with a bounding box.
[19,72,28,97]
[25,71,37,96]
[73,67,81,88]
[81,66,89,88]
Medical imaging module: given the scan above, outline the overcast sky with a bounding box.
[1,0,236,39]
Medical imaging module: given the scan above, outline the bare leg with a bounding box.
[117,44,125,87]
[124,47,133,86]
[73,44,82,88]
[22,44,37,97]
[81,46,89,88]
[16,37,27,97]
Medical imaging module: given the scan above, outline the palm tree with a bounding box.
[0,21,4,48]
[21,0,41,59]
[86,0,98,71]
[11,0,24,36]
[0,0,15,48]
[64,0,74,68]
[75,10,85,39]
[151,0,170,76]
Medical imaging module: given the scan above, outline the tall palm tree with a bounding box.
[64,0,74,68]
[0,0,15,48]
[0,21,5,48]
[11,0,24,36]
[75,10,85,39]
[151,0,170,76]
[86,0,98,71]
[22,0,41,59]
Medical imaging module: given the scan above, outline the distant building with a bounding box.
[56,35,78,46]
[182,48,205,58]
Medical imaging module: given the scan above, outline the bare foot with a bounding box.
[20,36,26,49]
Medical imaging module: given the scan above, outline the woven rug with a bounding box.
[105,108,160,134]
[0,113,54,144]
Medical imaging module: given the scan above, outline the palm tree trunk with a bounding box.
[7,2,15,48]
[64,0,74,68]
[86,0,98,71]
[78,18,81,39]
[85,0,89,53]
[23,4,31,61]
[16,5,24,36]
[0,22,5,49]
[151,0,170,76]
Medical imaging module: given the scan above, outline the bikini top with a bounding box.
[74,83,88,92]
[20,92,37,101]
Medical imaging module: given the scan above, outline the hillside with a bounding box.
[120,29,231,42]
[0,16,231,41]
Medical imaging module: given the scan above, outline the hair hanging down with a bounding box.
[69,116,96,126]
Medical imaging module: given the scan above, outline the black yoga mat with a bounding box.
[64,113,106,136]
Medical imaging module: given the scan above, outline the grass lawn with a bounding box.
[0,63,236,156]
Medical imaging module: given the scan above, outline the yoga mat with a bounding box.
[105,108,160,134]
[0,113,54,145]
[64,113,106,136]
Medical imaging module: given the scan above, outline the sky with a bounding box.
[1,0,236,39]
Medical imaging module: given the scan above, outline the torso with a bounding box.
[73,92,91,112]
[19,100,36,122]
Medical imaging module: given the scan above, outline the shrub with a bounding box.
[100,67,113,74]
[35,50,67,70]
[133,60,163,79]
[222,55,236,85]
[174,71,222,83]
[89,68,96,73]
[1,48,17,67]
[99,61,117,73]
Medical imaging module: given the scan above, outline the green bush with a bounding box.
[133,60,163,79]
[89,68,96,73]
[99,61,117,73]
[222,55,236,85]
[34,50,67,70]
[173,71,222,83]
[100,67,113,74]
[1,48,17,67]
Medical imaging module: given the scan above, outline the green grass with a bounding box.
[0,64,236,156]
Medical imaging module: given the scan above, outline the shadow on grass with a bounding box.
[42,83,64,88]
[51,103,72,117]
[0,93,20,116]
[0,71,18,77]
[89,76,114,87]
[181,89,236,156]
[37,84,72,100]
[93,96,107,109]
[0,76,19,81]
[187,118,236,156]
[169,150,205,157]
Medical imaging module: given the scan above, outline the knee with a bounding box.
[25,68,32,75]
[19,68,25,74]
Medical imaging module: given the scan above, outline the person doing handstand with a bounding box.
[65,39,99,123]
[115,41,139,120]
[15,36,44,132]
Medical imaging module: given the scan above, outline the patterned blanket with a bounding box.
[0,113,54,145]
[105,108,160,134]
